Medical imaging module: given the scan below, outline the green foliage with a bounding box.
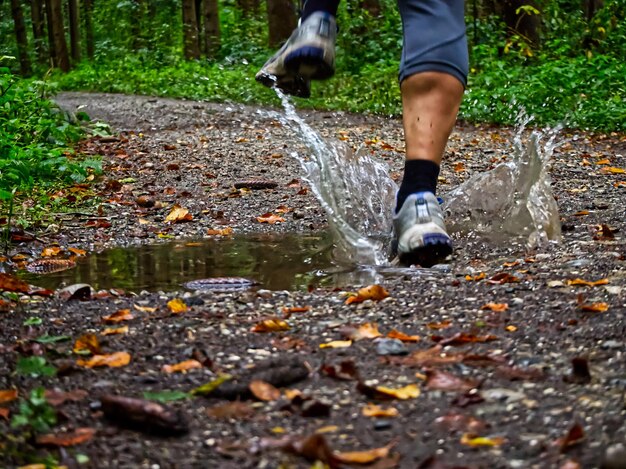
[143,390,190,403]
[0,61,101,201]
[15,356,57,378]
[11,387,57,434]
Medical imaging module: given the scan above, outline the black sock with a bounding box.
[301,0,339,21]
[395,159,440,213]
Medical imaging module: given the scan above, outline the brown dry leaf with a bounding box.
[595,158,610,165]
[165,205,193,223]
[365,383,421,400]
[502,261,520,267]
[0,389,18,404]
[362,404,399,418]
[41,246,63,257]
[434,413,487,433]
[402,345,463,367]
[102,325,129,336]
[249,380,281,401]
[275,205,291,214]
[0,273,30,293]
[102,309,134,323]
[345,284,389,305]
[453,162,466,172]
[601,166,626,174]
[435,332,498,346]
[77,351,131,368]
[558,423,585,452]
[344,322,382,340]
[44,389,88,406]
[593,224,616,240]
[426,319,452,330]
[320,360,360,381]
[460,433,505,447]
[133,304,157,313]
[73,333,101,354]
[36,427,96,447]
[251,318,291,333]
[425,369,478,392]
[505,325,518,332]
[465,272,486,281]
[579,302,609,313]
[167,298,188,314]
[256,212,286,224]
[334,442,395,464]
[162,359,203,374]
[0,407,9,420]
[282,305,311,315]
[480,303,509,312]
[206,226,233,236]
[487,272,520,284]
[566,278,609,287]
[386,329,420,342]
[573,210,590,216]
[68,247,87,256]
[319,340,352,349]
[206,401,254,419]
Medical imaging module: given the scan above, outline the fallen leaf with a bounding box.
[44,389,88,406]
[0,273,30,292]
[425,369,478,392]
[505,325,518,332]
[557,423,585,452]
[434,332,498,346]
[0,389,18,404]
[593,224,616,240]
[282,305,311,317]
[133,304,157,313]
[386,329,420,342]
[41,246,63,257]
[319,340,352,349]
[73,333,101,354]
[345,284,389,304]
[487,273,520,284]
[579,302,609,313]
[573,210,590,216]
[480,303,509,312]
[102,309,134,323]
[334,442,395,464]
[100,394,188,435]
[566,278,609,287]
[102,326,129,335]
[206,226,233,236]
[191,374,233,396]
[0,407,9,420]
[165,205,193,223]
[342,322,382,340]
[67,247,87,256]
[465,272,486,281]
[460,433,505,447]
[167,298,188,314]
[402,345,463,367]
[362,403,399,418]
[206,401,254,419]
[601,166,625,174]
[251,318,291,332]
[162,359,202,374]
[77,351,131,368]
[256,212,285,224]
[453,162,466,172]
[249,380,281,401]
[36,427,96,447]
[275,205,291,213]
[426,320,452,330]
[434,413,486,433]
[502,261,520,267]
[320,360,360,381]
[359,383,421,400]
[315,425,339,434]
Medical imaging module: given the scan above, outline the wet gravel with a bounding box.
[0,92,624,468]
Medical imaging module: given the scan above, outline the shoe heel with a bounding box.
[285,47,334,80]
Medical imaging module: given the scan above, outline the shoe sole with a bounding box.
[285,47,335,80]
[255,73,311,98]
[394,225,453,268]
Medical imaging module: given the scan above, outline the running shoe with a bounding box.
[393,192,453,267]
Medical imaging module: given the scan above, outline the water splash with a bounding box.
[443,114,562,247]
[270,89,397,265]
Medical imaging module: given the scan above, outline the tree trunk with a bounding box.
[130,0,143,51]
[68,0,81,62]
[31,0,47,64]
[502,0,540,45]
[237,0,260,17]
[46,0,70,71]
[182,0,201,59]
[584,0,604,20]
[267,0,297,48]
[203,0,220,57]
[83,0,94,59]
[11,0,32,75]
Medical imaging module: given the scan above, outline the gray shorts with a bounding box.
[397,0,468,86]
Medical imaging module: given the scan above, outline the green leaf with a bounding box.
[23,317,43,326]
[35,334,71,344]
[190,374,232,396]
[15,356,57,377]
[143,390,190,403]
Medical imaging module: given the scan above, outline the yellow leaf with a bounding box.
[345,284,389,304]
[167,298,188,314]
[601,166,625,174]
[566,278,609,287]
[386,329,420,342]
[162,359,203,374]
[249,380,281,401]
[251,318,290,332]
[41,246,63,257]
[319,340,352,349]
[271,426,286,434]
[101,326,129,336]
[77,351,131,368]
[191,374,233,396]
[348,322,382,340]
[461,433,505,447]
[102,309,134,323]
[334,442,394,464]
[315,425,339,434]
[133,304,157,313]
[256,213,285,224]
[505,325,518,332]
[165,205,193,223]
[68,247,87,256]
[206,226,233,236]
[374,384,420,400]
[362,403,399,418]
[480,303,509,312]
[73,333,101,354]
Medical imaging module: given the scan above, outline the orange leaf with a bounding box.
[373,384,420,400]
[361,404,399,418]
[249,380,281,401]
[427,320,452,330]
[102,326,129,336]
[0,407,9,420]
[453,162,466,172]
[345,322,382,340]
[73,333,101,354]
[102,309,134,323]
[206,226,233,236]
[487,272,520,284]
[77,351,131,368]
[41,246,62,257]
[0,389,18,404]
[256,212,285,224]
[566,278,609,287]
[465,272,486,281]
[572,210,589,216]
[319,340,352,349]
[251,318,291,332]
[345,284,389,304]
[579,302,609,313]
[386,329,420,342]
[502,261,520,267]
[480,303,509,312]
[165,205,193,223]
[167,298,188,314]
[595,158,610,165]
[162,359,203,374]
[68,247,87,256]
[558,423,585,451]
[334,442,394,464]
[275,205,291,214]
[601,166,625,174]
[36,427,96,447]
[505,325,518,332]
[282,305,311,316]
[0,273,30,293]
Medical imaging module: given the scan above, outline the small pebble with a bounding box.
[375,338,408,356]
[374,420,392,431]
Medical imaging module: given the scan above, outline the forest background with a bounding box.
[1,0,625,207]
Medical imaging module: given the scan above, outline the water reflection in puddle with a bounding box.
[22,233,439,292]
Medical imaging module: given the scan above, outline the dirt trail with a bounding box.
[0,92,624,468]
